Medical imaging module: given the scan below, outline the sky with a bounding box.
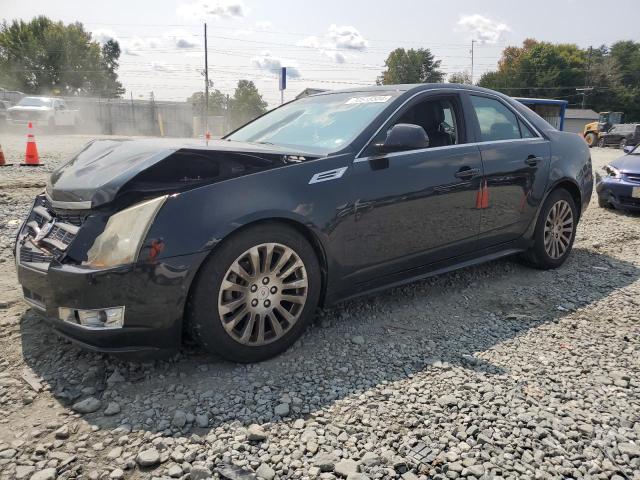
[1,0,639,107]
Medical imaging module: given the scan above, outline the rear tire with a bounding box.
[585,132,597,148]
[522,189,577,270]
[187,223,321,362]
[597,138,605,148]
[598,195,610,208]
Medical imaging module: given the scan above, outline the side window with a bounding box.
[470,95,523,142]
[366,96,463,154]
[518,118,537,138]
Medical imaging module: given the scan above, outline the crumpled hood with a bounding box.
[610,153,640,173]
[46,138,314,208]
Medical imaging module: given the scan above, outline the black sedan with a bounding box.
[596,144,640,211]
[597,123,640,149]
[15,84,593,362]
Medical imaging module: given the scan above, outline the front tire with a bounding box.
[585,132,597,147]
[187,223,321,362]
[620,138,627,149]
[597,138,605,148]
[523,189,577,270]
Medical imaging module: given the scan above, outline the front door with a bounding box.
[344,93,483,284]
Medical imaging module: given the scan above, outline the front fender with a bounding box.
[140,154,352,264]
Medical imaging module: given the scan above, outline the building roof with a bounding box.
[565,108,599,120]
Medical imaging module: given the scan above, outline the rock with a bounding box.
[293,418,305,429]
[136,448,160,467]
[436,394,457,407]
[274,403,290,416]
[334,459,358,477]
[16,466,36,480]
[464,465,485,476]
[109,469,124,480]
[54,425,70,439]
[359,452,382,467]
[168,464,184,477]
[106,369,125,385]
[190,465,213,480]
[72,397,102,414]
[104,402,121,416]
[195,413,209,428]
[0,448,16,459]
[314,452,338,472]
[171,410,187,428]
[308,467,321,478]
[401,473,419,480]
[216,463,256,480]
[618,443,640,457]
[29,469,57,480]
[347,474,371,480]
[255,463,276,480]
[351,335,365,345]
[247,424,268,441]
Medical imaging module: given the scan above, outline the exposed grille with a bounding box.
[19,196,89,266]
[625,173,640,184]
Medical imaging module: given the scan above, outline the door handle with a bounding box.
[454,167,480,179]
[525,155,541,166]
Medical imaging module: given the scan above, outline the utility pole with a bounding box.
[204,22,209,137]
[470,40,475,85]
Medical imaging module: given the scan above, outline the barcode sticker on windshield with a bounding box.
[345,95,392,104]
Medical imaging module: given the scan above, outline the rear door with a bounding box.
[465,93,551,247]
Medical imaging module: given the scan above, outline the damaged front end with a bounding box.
[15,138,317,354]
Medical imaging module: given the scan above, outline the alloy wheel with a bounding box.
[217,243,308,346]
[543,200,574,260]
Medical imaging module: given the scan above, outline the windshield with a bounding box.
[227,91,401,153]
[17,97,52,107]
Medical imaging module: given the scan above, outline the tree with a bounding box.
[378,48,444,85]
[0,16,124,97]
[478,39,640,121]
[228,80,268,127]
[187,89,228,115]
[448,71,472,84]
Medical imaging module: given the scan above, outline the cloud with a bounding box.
[91,28,118,44]
[298,36,320,49]
[255,20,273,31]
[322,50,346,64]
[457,14,511,44]
[177,0,247,20]
[150,61,174,72]
[122,37,161,56]
[298,25,367,63]
[165,30,200,49]
[328,24,368,50]
[251,51,301,78]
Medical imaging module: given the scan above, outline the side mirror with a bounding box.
[375,123,429,154]
[624,145,634,154]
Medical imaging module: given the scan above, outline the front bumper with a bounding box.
[16,252,207,356]
[596,175,640,211]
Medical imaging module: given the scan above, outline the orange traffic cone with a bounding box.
[480,180,490,209]
[0,144,12,167]
[475,183,484,209]
[21,122,41,166]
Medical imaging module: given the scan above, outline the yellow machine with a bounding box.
[584,111,624,147]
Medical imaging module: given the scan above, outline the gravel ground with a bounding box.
[0,132,639,480]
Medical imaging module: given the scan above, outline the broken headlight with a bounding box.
[603,165,621,178]
[83,195,167,268]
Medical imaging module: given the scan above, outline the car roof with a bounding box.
[309,83,504,97]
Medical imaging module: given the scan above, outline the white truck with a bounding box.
[7,96,80,129]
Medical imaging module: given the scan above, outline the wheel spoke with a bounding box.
[268,313,284,337]
[239,313,257,343]
[221,280,246,294]
[219,296,246,315]
[222,306,248,332]
[281,294,305,304]
[282,278,307,289]
[279,259,303,280]
[263,244,275,274]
